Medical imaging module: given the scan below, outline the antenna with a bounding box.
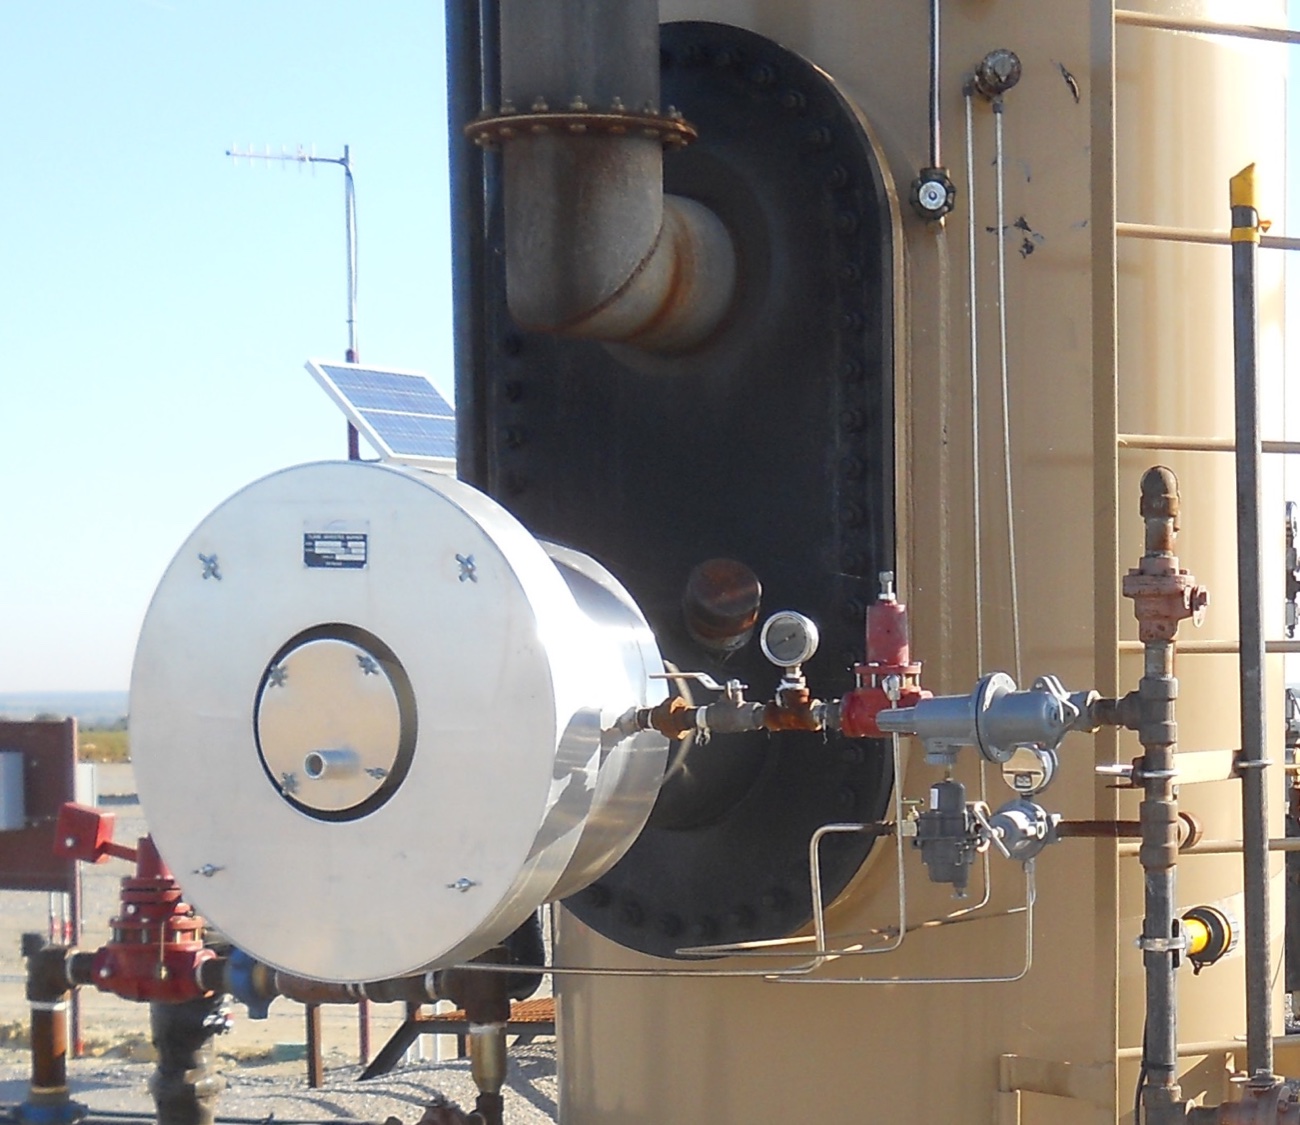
[226,143,361,459]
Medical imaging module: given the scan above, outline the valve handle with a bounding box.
[54,802,138,865]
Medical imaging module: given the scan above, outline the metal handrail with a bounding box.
[1115,8,1300,46]
[1118,222,1300,253]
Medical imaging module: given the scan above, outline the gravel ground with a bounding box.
[0,765,557,1124]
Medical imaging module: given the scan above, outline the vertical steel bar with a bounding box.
[305,1003,324,1088]
[1230,162,1275,1081]
[357,998,371,1067]
[447,0,493,489]
[964,91,984,673]
[993,104,1022,683]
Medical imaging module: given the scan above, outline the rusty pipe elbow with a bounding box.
[1140,465,1180,555]
[495,0,735,353]
[503,153,736,353]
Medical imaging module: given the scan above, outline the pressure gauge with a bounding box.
[759,611,820,668]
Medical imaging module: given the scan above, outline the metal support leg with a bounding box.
[305,1003,324,1089]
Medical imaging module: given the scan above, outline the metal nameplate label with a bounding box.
[303,532,368,570]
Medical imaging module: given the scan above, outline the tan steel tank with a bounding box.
[554,2,1290,1122]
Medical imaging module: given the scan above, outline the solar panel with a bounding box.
[304,360,456,471]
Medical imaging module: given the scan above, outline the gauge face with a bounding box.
[759,611,820,668]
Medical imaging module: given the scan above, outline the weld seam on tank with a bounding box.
[494,0,735,352]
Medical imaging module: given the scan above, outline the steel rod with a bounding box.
[1118,639,1300,654]
[1231,164,1274,1081]
[965,91,984,673]
[1117,222,1300,253]
[1117,433,1300,455]
[993,103,1022,683]
[1119,838,1300,858]
[928,0,941,168]
[1118,1036,1300,1062]
[1114,8,1300,46]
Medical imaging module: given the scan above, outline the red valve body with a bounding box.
[839,593,931,739]
[55,803,214,1004]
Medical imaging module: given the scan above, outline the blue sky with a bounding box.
[0,2,452,691]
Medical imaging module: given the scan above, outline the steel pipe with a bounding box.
[1117,222,1300,253]
[492,0,735,351]
[1115,8,1300,46]
[446,0,495,488]
[1119,837,1300,858]
[1231,164,1275,1084]
[1117,433,1300,455]
[1118,639,1300,654]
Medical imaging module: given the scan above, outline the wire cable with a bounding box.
[965,88,984,675]
[993,100,1022,683]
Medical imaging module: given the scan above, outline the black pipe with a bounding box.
[1230,163,1275,1084]
[447,0,493,490]
[148,996,226,1125]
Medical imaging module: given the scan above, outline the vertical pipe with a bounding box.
[68,874,82,1058]
[305,1003,324,1087]
[1230,163,1274,1083]
[470,1023,508,1125]
[343,144,360,462]
[1127,467,1189,1122]
[358,998,371,1067]
[1139,639,1180,1118]
[21,936,77,1123]
[964,91,983,674]
[28,1005,68,1098]
[148,997,226,1125]
[447,0,493,489]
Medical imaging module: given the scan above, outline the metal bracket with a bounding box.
[1135,933,1186,954]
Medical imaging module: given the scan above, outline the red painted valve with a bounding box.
[54,803,215,1004]
[838,573,931,739]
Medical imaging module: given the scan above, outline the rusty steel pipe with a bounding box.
[1120,467,1206,1123]
[21,937,76,1123]
[488,0,735,351]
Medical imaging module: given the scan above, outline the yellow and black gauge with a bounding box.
[1181,905,1235,974]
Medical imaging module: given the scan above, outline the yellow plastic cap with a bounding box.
[1230,164,1258,211]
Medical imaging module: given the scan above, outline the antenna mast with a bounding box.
[226,143,361,458]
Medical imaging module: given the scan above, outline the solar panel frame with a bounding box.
[304,359,457,472]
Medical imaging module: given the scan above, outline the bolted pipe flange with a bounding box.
[467,108,697,150]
